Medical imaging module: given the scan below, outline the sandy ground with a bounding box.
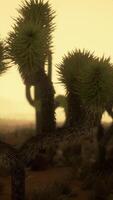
[0,167,90,200]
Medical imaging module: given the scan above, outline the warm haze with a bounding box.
[0,0,113,123]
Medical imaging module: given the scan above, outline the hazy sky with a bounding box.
[0,0,113,122]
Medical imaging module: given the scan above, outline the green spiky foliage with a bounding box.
[17,0,55,30]
[7,22,50,84]
[57,49,113,128]
[15,0,55,83]
[0,40,7,74]
[57,49,97,92]
[57,49,97,128]
[78,57,113,123]
[7,0,56,133]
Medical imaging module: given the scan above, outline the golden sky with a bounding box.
[0,0,113,122]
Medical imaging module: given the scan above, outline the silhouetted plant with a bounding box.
[7,0,56,134]
[0,40,7,74]
[57,49,113,128]
[78,57,113,126]
[58,48,113,173]
[57,49,97,128]
[31,182,72,200]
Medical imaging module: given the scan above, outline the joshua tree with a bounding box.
[78,56,113,127]
[57,49,98,128]
[57,49,113,129]
[0,40,7,74]
[7,0,56,134]
[58,49,113,166]
[78,56,113,163]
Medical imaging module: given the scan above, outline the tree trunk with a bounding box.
[11,166,25,200]
[25,84,42,134]
[25,75,55,134]
[48,50,52,80]
[67,92,86,128]
[25,51,55,134]
[36,71,56,133]
[106,102,113,119]
[34,85,42,134]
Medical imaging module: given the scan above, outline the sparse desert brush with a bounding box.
[81,134,99,167]
[60,139,81,166]
[31,182,72,200]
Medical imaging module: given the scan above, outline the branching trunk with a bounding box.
[25,73,55,134]
[25,51,55,134]
[34,85,42,134]
[25,85,35,107]
[25,84,41,134]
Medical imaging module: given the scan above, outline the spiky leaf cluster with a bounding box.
[57,49,97,94]
[0,41,7,75]
[57,49,113,114]
[7,0,55,84]
[7,22,50,84]
[18,0,55,32]
[79,57,113,113]
[16,0,55,51]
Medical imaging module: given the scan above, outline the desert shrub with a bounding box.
[81,134,99,168]
[26,143,57,170]
[31,186,57,200]
[29,154,50,171]
[58,139,81,167]
[31,182,72,200]
[89,178,109,200]
[44,143,58,165]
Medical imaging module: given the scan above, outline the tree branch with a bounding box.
[25,85,35,107]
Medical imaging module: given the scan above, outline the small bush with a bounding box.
[61,140,81,166]
[31,182,72,200]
